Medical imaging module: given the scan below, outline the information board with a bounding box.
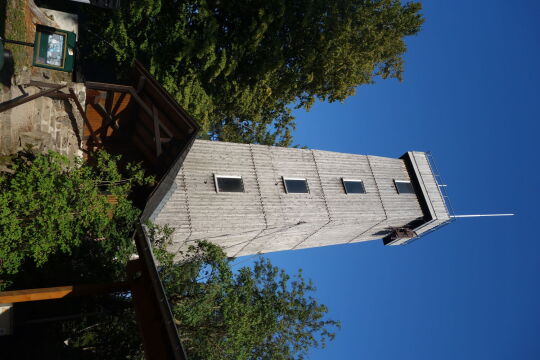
[32,26,76,72]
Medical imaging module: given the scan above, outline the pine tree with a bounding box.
[85,0,424,146]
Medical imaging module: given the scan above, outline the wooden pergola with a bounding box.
[0,61,201,359]
[83,60,199,177]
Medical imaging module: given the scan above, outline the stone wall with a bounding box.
[0,83,85,158]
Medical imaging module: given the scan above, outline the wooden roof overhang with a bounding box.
[84,60,200,179]
[83,61,201,359]
[130,222,189,360]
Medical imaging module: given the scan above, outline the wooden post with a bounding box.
[69,87,101,146]
[127,259,178,360]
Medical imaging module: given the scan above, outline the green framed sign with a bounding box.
[32,26,76,72]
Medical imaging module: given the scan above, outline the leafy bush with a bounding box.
[0,151,153,290]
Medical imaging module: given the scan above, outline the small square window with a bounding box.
[214,175,244,192]
[394,180,415,194]
[342,179,366,194]
[283,177,309,193]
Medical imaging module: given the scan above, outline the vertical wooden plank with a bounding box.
[110,92,127,122]
[136,75,146,93]
[70,88,101,146]
[153,105,162,157]
[105,90,114,114]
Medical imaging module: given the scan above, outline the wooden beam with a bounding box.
[129,90,173,138]
[133,60,198,134]
[86,82,175,143]
[110,91,128,119]
[130,226,188,360]
[45,91,72,100]
[0,286,72,302]
[91,103,117,138]
[85,81,133,93]
[153,105,162,157]
[128,88,154,118]
[69,88,101,146]
[105,90,114,114]
[0,84,65,113]
[158,119,173,138]
[136,110,157,138]
[128,259,171,360]
[133,125,158,164]
[136,75,146,93]
[0,282,131,304]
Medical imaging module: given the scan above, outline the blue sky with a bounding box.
[235,1,540,359]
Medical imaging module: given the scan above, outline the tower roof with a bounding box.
[383,151,453,245]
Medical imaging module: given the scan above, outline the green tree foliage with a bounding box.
[162,243,338,360]
[0,152,337,358]
[59,227,339,360]
[84,0,424,145]
[0,151,153,290]
[156,227,339,359]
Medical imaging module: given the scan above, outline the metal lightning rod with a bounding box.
[450,214,514,218]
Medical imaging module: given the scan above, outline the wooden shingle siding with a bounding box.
[180,141,266,231]
[313,151,385,221]
[267,146,329,224]
[368,156,423,218]
[295,220,384,249]
[153,140,448,255]
[233,222,327,256]
[249,145,285,227]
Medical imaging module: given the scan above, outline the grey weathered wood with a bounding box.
[153,141,450,256]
